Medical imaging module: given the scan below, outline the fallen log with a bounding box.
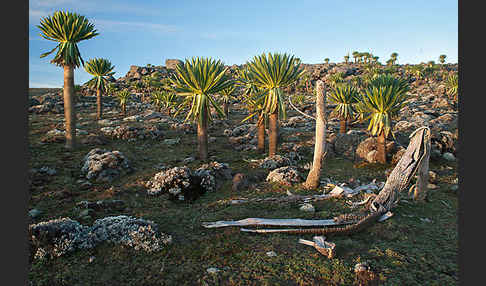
[202,126,431,237]
[202,217,349,229]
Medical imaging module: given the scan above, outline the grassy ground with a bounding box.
[28,98,458,285]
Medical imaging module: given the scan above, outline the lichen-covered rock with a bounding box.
[146,166,194,199]
[81,148,133,182]
[76,199,125,210]
[29,216,172,260]
[266,166,302,186]
[259,155,292,170]
[146,163,231,200]
[100,125,164,140]
[89,216,172,253]
[29,217,94,260]
[194,161,232,192]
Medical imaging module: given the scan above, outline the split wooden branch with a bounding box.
[202,217,349,229]
[298,236,336,258]
[288,93,316,121]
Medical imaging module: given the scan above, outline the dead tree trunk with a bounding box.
[409,128,431,201]
[371,127,431,211]
[303,80,327,189]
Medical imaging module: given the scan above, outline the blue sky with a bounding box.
[29,0,458,88]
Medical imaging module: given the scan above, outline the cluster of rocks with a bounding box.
[194,161,233,192]
[29,93,64,114]
[29,166,56,188]
[81,148,134,182]
[259,155,292,170]
[266,166,303,186]
[146,162,232,201]
[76,199,126,211]
[100,124,164,140]
[224,124,258,151]
[169,122,195,134]
[29,215,172,260]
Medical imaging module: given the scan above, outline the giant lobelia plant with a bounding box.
[246,52,305,156]
[38,10,98,149]
[170,57,234,160]
[358,74,410,163]
[84,58,115,120]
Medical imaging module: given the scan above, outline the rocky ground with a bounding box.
[27,62,458,285]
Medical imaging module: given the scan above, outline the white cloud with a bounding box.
[29,81,61,88]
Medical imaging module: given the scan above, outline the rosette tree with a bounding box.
[38,10,98,149]
[246,52,305,156]
[344,54,350,64]
[237,66,266,153]
[359,75,410,163]
[84,58,115,120]
[390,52,399,65]
[439,54,447,64]
[220,85,236,119]
[115,89,130,115]
[171,57,233,160]
[328,83,359,133]
[446,73,458,101]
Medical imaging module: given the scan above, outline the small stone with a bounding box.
[206,267,220,274]
[442,152,456,161]
[79,209,94,218]
[450,184,459,192]
[354,262,369,273]
[163,138,181,145]
[29,209,42,218]
[182,157,195,164]
[89,256,95,263]
[300,203,315,212]
[428,171,437,183]
[427,183,438,189]
[80,215,92,221]
[420,217,432,223]
[266,251,277,257]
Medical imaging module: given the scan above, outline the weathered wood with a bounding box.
[202,126,431,236]
[224,193,341,205]
[202,217,348,229]
[298,236,336,258]
[410,128,431,201]
[304,80,327,189]
[239,206,386,235]
[371,127,431,211]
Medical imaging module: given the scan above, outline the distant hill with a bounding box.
[29,88,62,97]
